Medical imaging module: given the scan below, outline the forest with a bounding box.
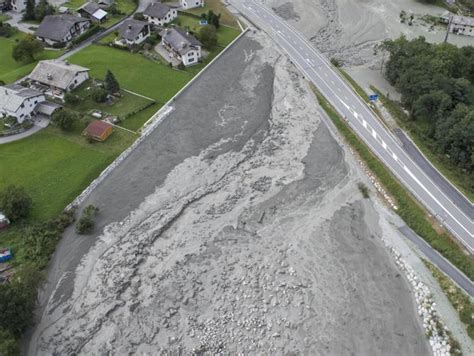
[382,36,474,174]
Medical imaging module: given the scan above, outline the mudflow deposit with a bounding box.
[28,32,430,355]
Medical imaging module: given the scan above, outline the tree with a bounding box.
[0,22,14,38]
[104,70,120,94]
[199,25,217,49]
[0,328,19,356]
[205,10,220,29]
[52,109,76,131]
[12,37,43,63]
[64,92,81,105]
[0,185,32,222]
[90,87,108,103]
[23,0,36,21]
[133,12,145,21]
[75,205,99,234]
[35,0,55,22]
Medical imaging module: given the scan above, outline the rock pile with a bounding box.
[384,242,460,356]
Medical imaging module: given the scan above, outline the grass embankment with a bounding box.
[0,32,63,84]
[311,87,474,281]
[371,87,474,201]
[424,261,474,340]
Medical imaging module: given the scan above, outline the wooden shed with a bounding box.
[84,120,113,141]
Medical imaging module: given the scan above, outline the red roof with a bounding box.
[85,120,112,138]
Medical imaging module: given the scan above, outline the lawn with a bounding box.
[178,0,239,28]
[69,44,191,101]
[0,125,136,221]
[66,80,154,122]
[0,32,64,84]
[0,14,11,22]
[176,13,240,46]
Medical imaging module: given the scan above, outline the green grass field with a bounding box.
[67,81,153,120]
[69,44,192,104]
[0,126,135,221]
[0,32,64,84]
[178,0,239,28]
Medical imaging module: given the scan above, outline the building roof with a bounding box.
[119,19,149,41]
[35,15,90,42]
[144,2,172,19]
[28,60,90,90]
[161,27,202,55]
[79,2,107,20]
[85,120,112,138]
[36,101,62,116]
[0,84,43,113]
[452,15,474,27]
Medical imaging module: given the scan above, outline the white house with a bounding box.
[450,15,474,37]
[0,84,45,123]
[160,27,202,66]
[143,2,177,26]
[35,15,91,46]
[116,19,150,46]
[28,60,90,96]
[10,0,36,12]
[180,0,204,10]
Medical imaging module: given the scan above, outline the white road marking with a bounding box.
[371,128,377,139]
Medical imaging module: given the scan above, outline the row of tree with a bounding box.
[381,36,474,173]
[23,0,55,22]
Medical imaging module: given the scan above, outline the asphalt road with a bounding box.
[230,0,474,253]
[399,226,474,297]
[394,128,474,218]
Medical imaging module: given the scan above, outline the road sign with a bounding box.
[369,94,379,101]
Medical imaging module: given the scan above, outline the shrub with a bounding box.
[0,22,14,38]
[12,36,43,63]
[0,328,19,355]
[64,92,81,105]
[177,62,185,70]
[90,87,108,103]
[198,24,217,49]
[330,57,342,67]
[52,109,76,131]
[75,205,99,234]
[0,185,32,222]
[357,182,370,198]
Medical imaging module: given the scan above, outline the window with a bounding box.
[188,57,195,63]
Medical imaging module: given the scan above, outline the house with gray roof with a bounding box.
[78,2,108,23]
[28,60,90,97]
[180,0,204,10]
[160,27,202,66]
[0,84,45,123]
[144,2,178,26]
[35,15,90,46]
[116,19,150,46]
[450,15,474,37]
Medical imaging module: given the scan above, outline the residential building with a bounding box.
[84,120,113,141]
[9,0,35,12]
[28,60,90,96]
[0,84,45,123]
[143,2,178,26]
[160,27,202,66]
[97,0,113,8]
[450,15,474,37]
[35,14,90,46]
[78,2,108,23]
[116,19,150,46]
[180,0,204,10]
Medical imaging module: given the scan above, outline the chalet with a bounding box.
[84,120,113,141]
[0,84,45,123]
[143,2,178,26]
[450,15,474,37]
[28,60,90,97]
[180,0,204,10]
[116,19,150,46]
[35,14,90,46]
[160,27,202,66]
[78,2,108,23]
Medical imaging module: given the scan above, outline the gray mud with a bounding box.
[27,31,429,355]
